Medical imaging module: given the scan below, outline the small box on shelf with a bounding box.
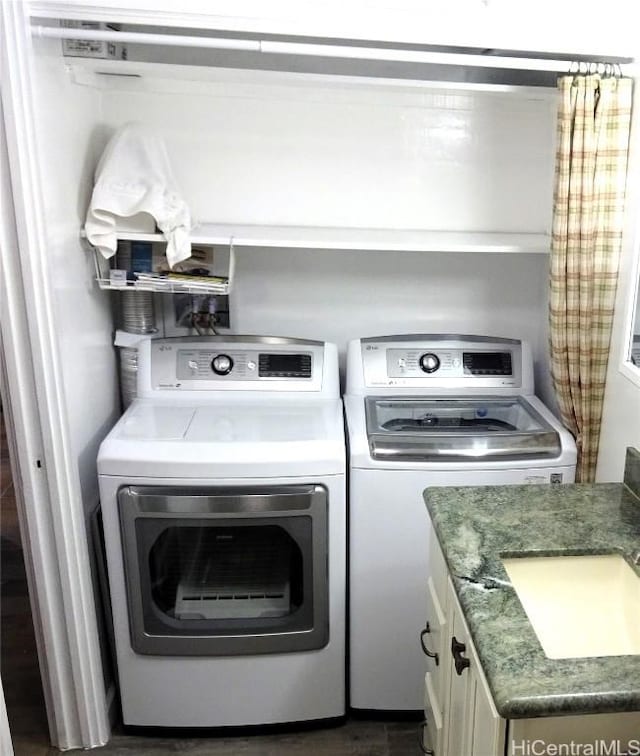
[109,269,128,288]
[130,241,153,273]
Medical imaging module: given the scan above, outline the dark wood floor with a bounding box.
[94,718,423,756]
[1,409,423,754]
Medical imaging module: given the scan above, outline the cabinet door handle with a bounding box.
[420,623,439,665]
[418,718,435,755]
[451,635,470,675]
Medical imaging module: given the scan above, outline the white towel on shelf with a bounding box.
[84,121,192,269]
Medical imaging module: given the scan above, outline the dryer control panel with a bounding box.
[143,336,330,393]
[175,348,313,381]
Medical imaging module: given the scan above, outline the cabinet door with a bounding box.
[445,584,474,756]
[429,568,506,756]
[422,671,443,756]
[427,529,448,612]
[469,648,505,756]
[423,576,447,704]
[422,530,452,754]
[444,578,506,756]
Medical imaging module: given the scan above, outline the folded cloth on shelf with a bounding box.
[84,121,192,268]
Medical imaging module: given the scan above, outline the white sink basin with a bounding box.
[501,553,640,659]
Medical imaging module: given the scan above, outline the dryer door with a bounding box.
[118,484,329,656]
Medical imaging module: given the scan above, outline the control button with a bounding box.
[187,360,198,372]
[246,360,256,371]
[452,358,461,368]
[398,357,407,371]
[211,354,234,375]
[419,353,441,374]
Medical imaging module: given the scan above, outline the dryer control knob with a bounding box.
[211,354,234,375]
[419,353,440,374]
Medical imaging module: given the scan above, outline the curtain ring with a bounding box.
[569,61,579,74]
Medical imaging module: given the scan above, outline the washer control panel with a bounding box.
[360,336,522,389]
[385,348,512,378]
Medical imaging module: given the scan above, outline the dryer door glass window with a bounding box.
[149,524,304,622]
[118,485,329,656]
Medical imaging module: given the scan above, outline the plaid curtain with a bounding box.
[549,74,632,482]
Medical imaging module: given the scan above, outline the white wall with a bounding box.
[99,68,556,400]
[100,70,555,232]
[596,96,640,482]
[31,37,120,507]
[230,246,550,390]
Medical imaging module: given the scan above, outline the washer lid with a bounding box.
[98,399,345,477]
[365,396,561,461]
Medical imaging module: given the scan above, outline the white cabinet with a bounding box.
[468,643,506,756]
[423,577,447,706]
[421,530,505,755]
[420,528,449,754]
[448,594,505,756]
[445,594,475,756]
[423,526,640,755]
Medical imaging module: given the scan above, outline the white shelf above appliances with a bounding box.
[86,223,549,294]
[184,223,550,253]
[96,223,550,253]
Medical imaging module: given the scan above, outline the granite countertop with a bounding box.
[424,465,640,720]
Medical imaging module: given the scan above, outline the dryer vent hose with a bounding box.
[118,291,157,409]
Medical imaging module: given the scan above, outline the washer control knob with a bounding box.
[211,354,233,375]
[419,353,440,374]
[247,360,257,371]
[187,360,199,372]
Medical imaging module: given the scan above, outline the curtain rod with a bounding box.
[33,25,634,75]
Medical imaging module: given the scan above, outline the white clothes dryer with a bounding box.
[97,336,346,728]
[343,334,577,712]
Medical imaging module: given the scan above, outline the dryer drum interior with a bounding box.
[152,525,299,620]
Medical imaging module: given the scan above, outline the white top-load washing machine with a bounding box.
[343,334,577,712]
[97,336,346,728]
